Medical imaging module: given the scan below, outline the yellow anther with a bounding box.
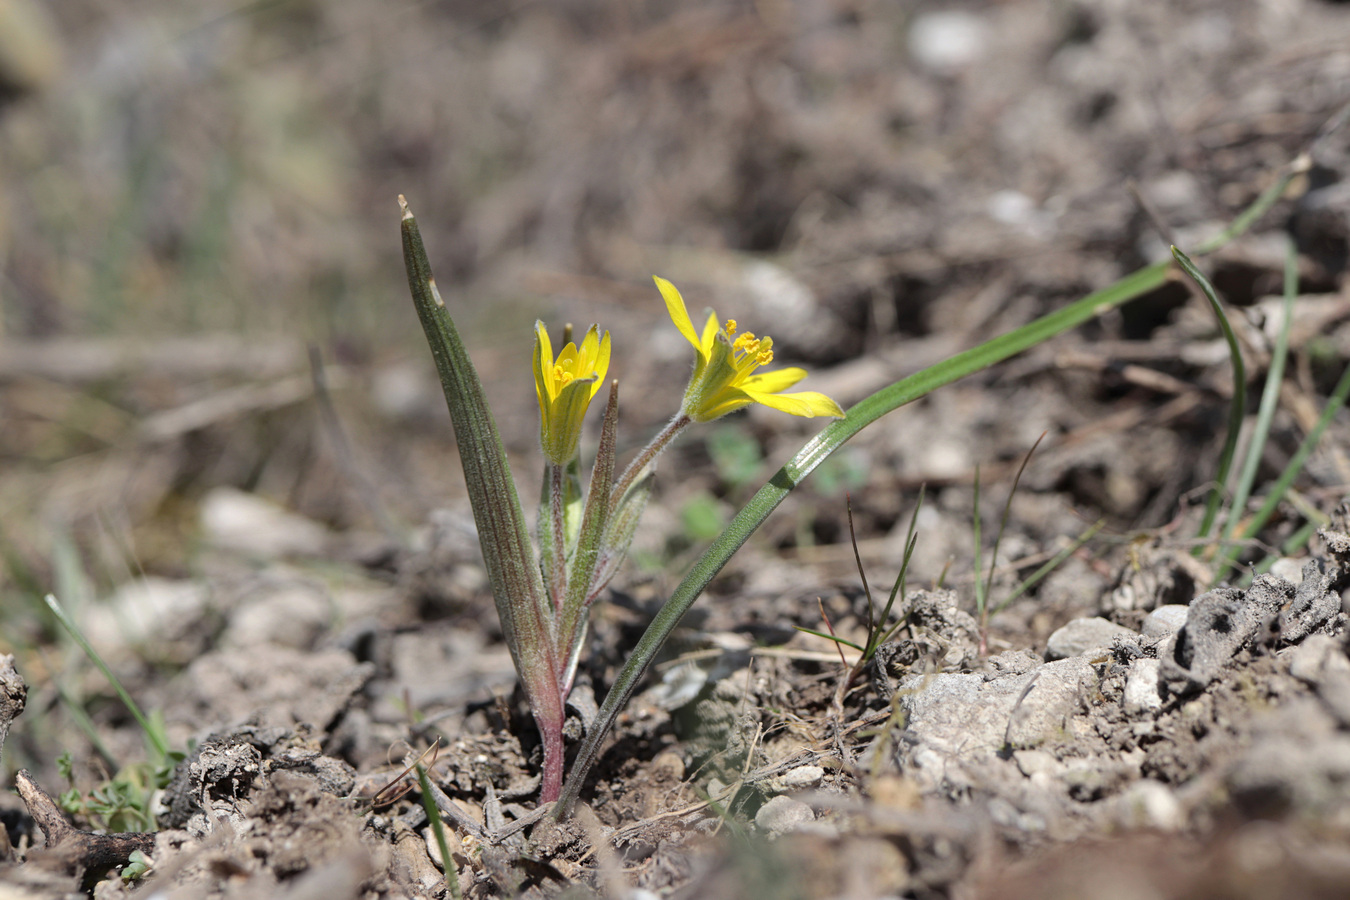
[554,365,575,389]
[725,319,737,335]
[757,349,774,364]
[734,333,758,354]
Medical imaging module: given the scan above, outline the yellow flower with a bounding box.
[654,276,844,423]
[533,322,612,465]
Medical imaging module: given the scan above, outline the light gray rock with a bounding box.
[79,577,210,663]
[201,486,329,558]
[1286,634,1350,727]
[1142,604,1191,637]
[1123,658,1163,714]
[778,765,824,790]
[1287,634,1350,684]
[1046,617,1138,659]
[908,9,987,74]
[898,656,1095,756]
[1013,749,1063,779]
[755,795,815,835]
[1161,575,1327,696]
[1279,560,1342,643]
[1269,557,1306,585]
[1113,780,1183,831]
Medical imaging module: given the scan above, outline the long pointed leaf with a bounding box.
[399,197,562,727]
[558,381,619,694]
[1171,246,1245,547]
[1216,238,1297,576]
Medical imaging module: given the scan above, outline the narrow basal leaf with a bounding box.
[399,196,563,731]
[1172,246,1245,548]
[558,381,620,695]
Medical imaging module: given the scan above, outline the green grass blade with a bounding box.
[984,435,1046,616]
[845,497,876,635]
[554,258,1173,816]
[992,519,1106,614]
[1171,247,1246,547]
[417,764,462,900]
[44,593,170,762]
[558,383,620,693]
[792,626,865,653]
[972,466,985,617]
[870,488,923,655]
[1237,358,1350,551]
[1283,518,1322,555]
[877,531,921,646]
[1217,238,1298,576]
[1194,159,1309,255]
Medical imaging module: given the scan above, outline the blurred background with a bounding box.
[2,0,1349,705]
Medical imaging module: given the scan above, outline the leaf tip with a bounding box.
[398,194,413,220]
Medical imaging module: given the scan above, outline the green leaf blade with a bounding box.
[400,197,563,738]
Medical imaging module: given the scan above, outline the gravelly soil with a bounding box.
[4,0,1350,897]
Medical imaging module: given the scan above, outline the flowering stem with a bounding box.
[611,413,691,509]
[536,711,565,803]
[547,462,567,609]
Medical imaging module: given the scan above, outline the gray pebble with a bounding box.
[1046,617,1138,659]
[1142,605,1190,637]
[779,765,824,790]
[755,795,815,835]
[1269,557,1306,585]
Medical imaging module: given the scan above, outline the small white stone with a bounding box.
[1142,605,1190,637]
[755,795,815,835]
[779,765,824,790]
[1115,780,1183,831]
[1123,658,1163,713]
[1013,749,1062,778]
[908,10,988,74]
[201,487,329,558]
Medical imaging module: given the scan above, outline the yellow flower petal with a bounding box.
[654,276,703,354]
[534,320,553,402]
[589,328,612,399]
[533,321,612,464]
[743,389,844,418]
[740,366,807,394]
[699,311,719,354]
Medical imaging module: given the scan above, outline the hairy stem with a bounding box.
[536,712,565,803]
[611,413,691,508]
[548,462,567,609]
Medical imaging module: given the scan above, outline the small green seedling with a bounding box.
[45,594,184,831]
[120,850,152,882]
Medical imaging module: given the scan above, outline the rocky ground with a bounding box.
[4,0,1350,897]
